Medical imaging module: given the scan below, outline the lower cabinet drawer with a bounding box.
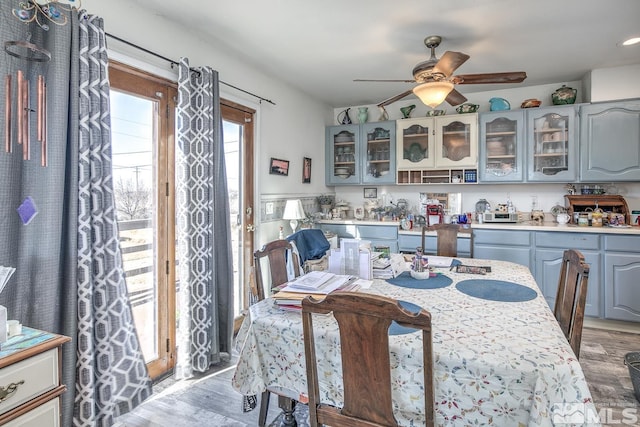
[0,349,58,415]
[4,397,59,427]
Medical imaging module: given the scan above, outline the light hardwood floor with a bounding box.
[114,326,640,427]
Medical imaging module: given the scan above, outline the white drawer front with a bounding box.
[4,397,59,427]
[0,349,58,415]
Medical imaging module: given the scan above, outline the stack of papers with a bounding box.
[272,271,359,309]
[0,267,16,295]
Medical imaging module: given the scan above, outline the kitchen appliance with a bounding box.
[483,212,519,223]
[426,204,444,225]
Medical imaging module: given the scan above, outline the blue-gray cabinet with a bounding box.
[526,105,579,182]
[478,105,578,183]
[325,121,396,186]
[479,110,525,182]
[579,99,640,182]
[326,124,361,185]
[533,232,601,317]
[472,229,532,269]
[604,235,640,322]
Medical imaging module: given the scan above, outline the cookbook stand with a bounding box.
[564,195,630,224]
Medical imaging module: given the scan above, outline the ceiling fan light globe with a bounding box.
[413,81,454,109]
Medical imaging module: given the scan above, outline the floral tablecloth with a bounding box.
[232,258,600,426]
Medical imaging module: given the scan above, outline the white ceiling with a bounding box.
[131,0,640,108]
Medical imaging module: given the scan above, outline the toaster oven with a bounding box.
[483,212,519,223]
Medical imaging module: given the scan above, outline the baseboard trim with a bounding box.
[584,317,640,334]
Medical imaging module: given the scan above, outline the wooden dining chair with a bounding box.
[421,223,473,257]
[252,239,301,427]
[253,239,301,302]
[554,249,590,358]
[302,292,435,427]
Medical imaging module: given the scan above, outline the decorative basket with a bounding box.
[624,352,640,403]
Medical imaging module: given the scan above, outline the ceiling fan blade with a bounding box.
[354,78,416,83]
[451,72,527,85]
[432,51,470,78]
[445,88,467,106]
[377,89,414,107]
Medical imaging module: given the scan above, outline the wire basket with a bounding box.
[624,352,640,403]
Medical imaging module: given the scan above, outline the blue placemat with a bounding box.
[456,279,538,302]
[386,271,452,289]
[389,301,422,336]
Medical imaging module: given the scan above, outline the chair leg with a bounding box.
[258,390,271,427]
[278,395,297,427]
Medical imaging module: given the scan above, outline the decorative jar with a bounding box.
[552,85,577,105]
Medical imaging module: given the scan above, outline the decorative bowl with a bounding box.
[456,103,479,114]
[410,270,430,280]
[426,109,446,117]
[489,97,511,111]
[521,98,541,108]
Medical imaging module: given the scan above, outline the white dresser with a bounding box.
[0,328,70,426]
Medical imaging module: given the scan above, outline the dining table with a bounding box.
[231,255,600,426]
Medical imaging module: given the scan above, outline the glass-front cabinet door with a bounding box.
[479,111,524,182]
[526,105,577,182]
[396,118,435,169]
[362,121,396,184]
[434,114,478,168]
[326,124,361,185]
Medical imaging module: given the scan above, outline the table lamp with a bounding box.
[283,199,305,234]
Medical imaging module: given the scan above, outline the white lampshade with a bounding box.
[283,199,305,233]
[412,81,454,109]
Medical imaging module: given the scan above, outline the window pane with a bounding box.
[111,90,158,362]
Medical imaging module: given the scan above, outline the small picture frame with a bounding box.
[302,157,312,183]
[270,158,289,176]
[363,187,377,198]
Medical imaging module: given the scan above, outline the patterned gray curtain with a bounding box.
[74,13,152,426]
[175,59,234,378]
[0,5,150,426]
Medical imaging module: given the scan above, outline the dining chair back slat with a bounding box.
[253,239,300,301]
[421,223,473,257]
[302,292,435,427]
[554,249,590,358]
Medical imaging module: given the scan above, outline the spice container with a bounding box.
[592,209,603,227]
[578,213,589,227]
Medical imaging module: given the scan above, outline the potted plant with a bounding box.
[316,194,334,215]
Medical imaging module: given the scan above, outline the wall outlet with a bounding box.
[265,202,274,215]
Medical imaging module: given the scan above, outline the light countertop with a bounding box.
[316,219,640,235]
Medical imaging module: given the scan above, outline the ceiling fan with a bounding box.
[354,35,527,108]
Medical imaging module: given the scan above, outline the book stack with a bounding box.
[272,271,359,310]
[372,256,394,279]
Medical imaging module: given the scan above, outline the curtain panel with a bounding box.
[74,13,151,426]
[0,5,150,426]
[175,59,234,379]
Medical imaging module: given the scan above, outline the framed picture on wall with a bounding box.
[363,187,377,198]
[302,157,312,183]
[270,158,289,176]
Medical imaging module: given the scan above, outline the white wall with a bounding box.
[588,64,640,102]
[82,0,335,246]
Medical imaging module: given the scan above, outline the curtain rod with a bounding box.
[105,32,276,106]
